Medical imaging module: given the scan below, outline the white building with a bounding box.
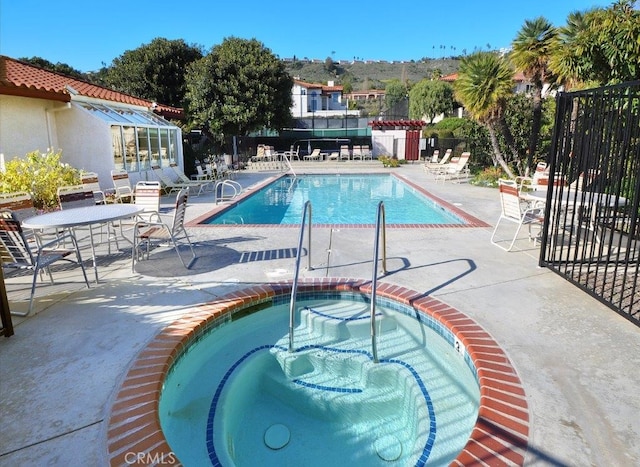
[291,79,360,118]
[0,55,184,190]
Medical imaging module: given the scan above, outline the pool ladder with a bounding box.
[288,200,387,364]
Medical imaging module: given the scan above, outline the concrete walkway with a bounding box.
[1,163,638,466]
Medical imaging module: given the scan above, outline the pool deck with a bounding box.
[1,162,639,466]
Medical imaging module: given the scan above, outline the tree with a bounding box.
[184,37,293,143]
[18,56,86,80]
[453,52,521,178]
[104,38,203,107]
[550,1,640,86]
[408,79,455,123]
[384,79,408,110]
[510,17,557,172]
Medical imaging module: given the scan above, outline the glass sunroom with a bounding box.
[77,102,182,172]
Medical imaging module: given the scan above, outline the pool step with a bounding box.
[265,348,428,430]
[297,303,398,343]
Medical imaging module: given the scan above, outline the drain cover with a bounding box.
[264,424,290,450]
[374,435,402,461]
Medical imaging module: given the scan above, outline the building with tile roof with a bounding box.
[291,79,360,119]
[0,55,185,190]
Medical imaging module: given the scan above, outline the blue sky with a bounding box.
[0,0,620,73]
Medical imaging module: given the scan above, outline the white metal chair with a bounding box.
[132,188,196,271]
[0,209,90,316]
[491,179,545,252]
[81,172,108,204]
[111,169,134,203]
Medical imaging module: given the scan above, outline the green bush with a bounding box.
[470,166,505,188]
[378,155,401,167]
[0,149,81,210]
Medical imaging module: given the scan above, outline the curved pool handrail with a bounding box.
[370,200,387,363]
[289,200,312,352]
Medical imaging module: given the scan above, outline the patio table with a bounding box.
[22,204,144,283]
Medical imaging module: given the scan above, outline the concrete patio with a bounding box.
[1,162,638,466]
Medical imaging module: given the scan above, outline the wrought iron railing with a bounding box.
[540,81,640,326]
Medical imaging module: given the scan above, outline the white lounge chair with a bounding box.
[424,148,452,173]
[434,152,471,183]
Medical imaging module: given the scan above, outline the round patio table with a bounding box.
[22,204,144,282]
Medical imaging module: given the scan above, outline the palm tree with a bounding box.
[510,17,557,173]
[453,52,520,178]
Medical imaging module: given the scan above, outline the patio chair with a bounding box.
[111,169,134,203]
[0,209,90,316]
[490,179,545,252]
[81,172,109,204]
[0,191,37,222]
[132,188,196,271]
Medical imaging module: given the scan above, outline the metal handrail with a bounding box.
[288,200,312,352]
[370,201,387,363]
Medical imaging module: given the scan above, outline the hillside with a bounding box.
[283,58,460,89]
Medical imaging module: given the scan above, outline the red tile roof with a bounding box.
[0,55,183,119]
[294,78,343,93]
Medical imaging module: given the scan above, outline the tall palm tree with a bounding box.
[510,17,557,173]
[453,52,520,178]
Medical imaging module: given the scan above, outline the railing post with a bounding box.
[370,201,386,363]
[289,201,312,352]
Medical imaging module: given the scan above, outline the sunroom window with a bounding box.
[79,102,180,173]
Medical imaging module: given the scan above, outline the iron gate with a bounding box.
[540,80,640,326]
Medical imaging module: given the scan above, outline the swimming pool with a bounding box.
[201,174,476,226]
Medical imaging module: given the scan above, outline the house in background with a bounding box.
[0,55,184,190]
[291,79,360,118]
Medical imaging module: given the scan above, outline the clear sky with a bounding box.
[0,0,620,73]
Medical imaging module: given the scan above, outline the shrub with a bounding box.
[470,166,505,188]
[0,149,81,210]
[378,155,400,167]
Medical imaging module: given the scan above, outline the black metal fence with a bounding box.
[539,81,640,326]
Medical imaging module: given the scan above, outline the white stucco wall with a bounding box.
[56,104,114,192]
[371,129,407,159]
[0,95,61,159]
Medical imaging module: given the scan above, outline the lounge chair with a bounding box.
[352,145,363,160]
[303,148,322,161]
[424,148,453,173]
[0,209,90,316]
[433,152,471,183]
[339,145,351,161]
[490,179,545,252]
[361,145,372,160]
[132,188,196,271]
[327,152,340,161]
[171,163,213,192]
[151,165,206,196]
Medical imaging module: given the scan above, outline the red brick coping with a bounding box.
[106,279,528,466]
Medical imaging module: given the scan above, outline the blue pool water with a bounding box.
[159,292,480,466]
[204,174,466,225]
